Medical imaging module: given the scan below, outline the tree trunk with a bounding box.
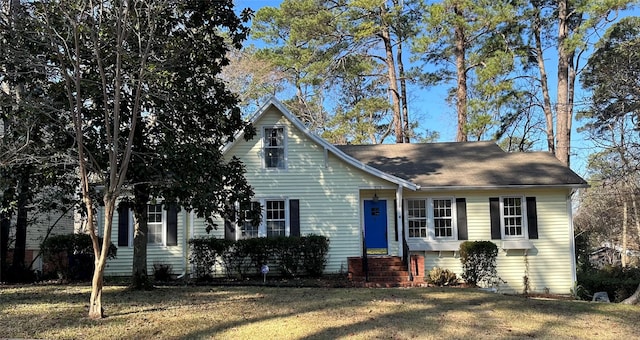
[532,3,555,153]
[396,31,410,143]
[454,4,468,142]
[555,0,571,166]
[622,283,640,305]
[379,7,403,144]
[131,184,151,290]
[88,199,116,319]
[12,166,30,269]
[0,211,10,282]
[622,198,628,267]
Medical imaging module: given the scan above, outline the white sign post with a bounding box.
[261,264,269,283]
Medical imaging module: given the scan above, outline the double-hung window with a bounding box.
[433,199,454,238]
[266,200,286,237]
[264,127,286,169]
[407,199,427,238]
[407,198,456,240]
[501,196,525,239]
[240,199,289,238]
[147,204,164,245]
[241,201,261,239]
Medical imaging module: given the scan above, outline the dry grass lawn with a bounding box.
[1,284,639,339]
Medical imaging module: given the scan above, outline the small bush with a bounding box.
[301,234,329,277]
[428,267,458,286]
[153,263,173,282]
[40,233,117,281]
[459,241,498,287]
[188,237,234,280]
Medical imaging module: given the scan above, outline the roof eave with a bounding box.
[416,183,589,191]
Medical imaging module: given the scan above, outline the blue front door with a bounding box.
[364,200,388,255]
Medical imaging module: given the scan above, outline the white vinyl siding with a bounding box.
[410,190,575,294]
[103,205,186,276]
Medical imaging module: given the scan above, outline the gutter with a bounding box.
[416,184,589,191]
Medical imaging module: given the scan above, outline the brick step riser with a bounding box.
[352,276,411,283]
[361,265,407,271]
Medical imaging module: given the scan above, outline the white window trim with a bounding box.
[127,204,168,247]
[262,126,288,170]
[406,197,457,241]
[241,198,290,238]
[500,196,528,240]
[430,197,457,241]
[407,198,428,238]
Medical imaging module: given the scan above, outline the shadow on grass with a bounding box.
[1,285,639,339]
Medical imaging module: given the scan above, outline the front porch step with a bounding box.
[348,255,426,287]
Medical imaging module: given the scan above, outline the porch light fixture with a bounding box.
[372,188,379,202]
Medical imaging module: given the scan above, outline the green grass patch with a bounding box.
[1,284,639,339]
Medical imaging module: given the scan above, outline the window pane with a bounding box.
[433,199,453,239]
[241,201,261,239]
[264,128,285,169]
[503,197,524,237]
[266,200,286,238]
[147,204,163,245]
[407,199,427,238]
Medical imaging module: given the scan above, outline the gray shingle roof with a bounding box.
[335,141,587,188]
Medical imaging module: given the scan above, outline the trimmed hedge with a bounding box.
[40,233,117,281]
[189,235,329,280]
[459,240,498,286]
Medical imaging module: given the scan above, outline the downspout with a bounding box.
[568,190,577,292]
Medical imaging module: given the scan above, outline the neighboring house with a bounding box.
[103,98,587,294]
[2,208,75,273]
[590,246,640,269]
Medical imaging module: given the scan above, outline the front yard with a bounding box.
[1,284,639,339]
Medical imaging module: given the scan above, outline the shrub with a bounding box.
[577,266,640,302]
[459,241,498,287]
[40,233,117,281]
[188,237,234,280]
[153,263,173,282]
[271,236,303,278]
[428,267,458,286]
[187,235,330,279]
[301,234,329,277]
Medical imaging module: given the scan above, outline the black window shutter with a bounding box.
[526,197,539,239]
[489,197,501,239]
[289,199,300,237]
[456,198,468,240]
[166,203,178,246]
[117,202,129,247]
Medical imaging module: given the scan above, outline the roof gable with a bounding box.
[223,97,419,190]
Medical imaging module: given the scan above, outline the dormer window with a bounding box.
[264,127,286,169]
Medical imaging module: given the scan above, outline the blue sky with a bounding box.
[233,0,639,176]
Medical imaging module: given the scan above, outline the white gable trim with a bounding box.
[223,97,418,190]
